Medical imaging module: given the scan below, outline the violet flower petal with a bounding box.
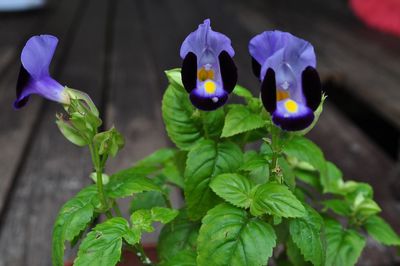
[14,35,68,109]
[180,19,236,110]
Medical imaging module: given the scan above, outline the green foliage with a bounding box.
[93,127,124,157]
[283,136,327,180]
[324,219,366,266]
[50,68,395,266]
[240,151,269,184]
[197,204,276,266]
[364,216,400,246]
[162,69,224,150]
[158,210,200,263]
[289,206,324,266]
[250,182,306,217]
[184,139,243,220]
[159,250,197,266]
[105,169,161,199]
[221,105,267,138]
[56,114,88,146]
[130,207,179,239]
[210,173,254,208]
[74,217,132,266]
[52,186,99,266]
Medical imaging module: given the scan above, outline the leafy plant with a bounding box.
[13,24,399,266]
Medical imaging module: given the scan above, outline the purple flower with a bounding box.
[14,35,70,109]
[180,19,237,111]
[249,31,322,131]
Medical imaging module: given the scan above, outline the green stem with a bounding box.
[89,143,112,218]
[269,125,282,184]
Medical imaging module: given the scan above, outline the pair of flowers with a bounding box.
[181,19,322,131]
[14,19,321,131]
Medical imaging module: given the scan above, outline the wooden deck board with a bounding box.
[0,0,82,222]
[0,0,109,264]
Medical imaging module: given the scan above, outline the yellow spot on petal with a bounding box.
[285,99,298,113]
[198,67,215,81]
[204,80,217,94]
[277,89,290,101]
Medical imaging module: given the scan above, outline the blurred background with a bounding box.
[0,0,400,265]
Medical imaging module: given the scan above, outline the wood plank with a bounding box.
[0,0,109,264]
[0,0,83,222]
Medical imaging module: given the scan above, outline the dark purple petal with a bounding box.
[190,91,228,111]
[189,86,228,111]
[302,66,322,111]
[261,68,277,113]
[21,35,58,79]
[251,56,261,80]
[181,52,197,93]
[14,65,32,108]
[272,99,314,131]
[180,19,234,59]
[218,50,237,93]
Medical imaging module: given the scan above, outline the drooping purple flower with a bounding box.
[249,31,322,131]
[180,19,237,111]
[14,34,70,109]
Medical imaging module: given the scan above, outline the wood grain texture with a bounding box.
[0,0,82,222]
[0,0,109,265]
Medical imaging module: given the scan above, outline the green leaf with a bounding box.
[56,114,88,146]
[74,217,131,266]
[294,169,321,191]
[250,182,306,217]
[158,210,200,262]
[106,169,161,198]
[221,105,267,138]
[351,193,381,218]
[151,207,179,224]
[130,191,166,211]
[162,71,203,150]
[131,209,154,233]
[184,140,243,220]
[279,157,296,190]
[364,216,400,246]
[52,186,99,266]
[286,238,311,266]
[201,108,225,139]
[165,68,184,88]
[93,127,124,157]
[135,148,177,168]
[210,173,254,208]
[232,85,254,100]
[322,199,351,216]
[283,136,327,182]
[325,219,366,266]
[163,163,184,189]
[197,204,276,266]
[323,162,344,194]
[129,207,179,241]
[289,206,324,266]
[240,151,269,184]
[159,250,197,266]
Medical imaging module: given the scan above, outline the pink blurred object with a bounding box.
[350,0,400,36]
